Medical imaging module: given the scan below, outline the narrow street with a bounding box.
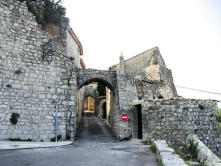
[0,112,158,166]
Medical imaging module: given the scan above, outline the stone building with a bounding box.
[131,98,221,154]
[109,47,177,99]
[67,27,84,69]
[0,0,220,156]
[0,0,83,141]
[109,47,221,155]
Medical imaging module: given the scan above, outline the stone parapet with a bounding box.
[154,140,188,166]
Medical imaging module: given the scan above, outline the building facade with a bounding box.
[0,0,220,156]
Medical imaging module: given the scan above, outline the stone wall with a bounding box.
[116,74,139,139]
[135,79,158,100]
[110,47,177,99]
[140,98,221,154]
[156,66,177,98]
[0,0,78,141]
[135,77,176,100]
[110,47,160,76]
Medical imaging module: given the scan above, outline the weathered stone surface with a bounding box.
[141,98,221,155]
[146,64,161,80]
[1,1,220,155]
[76,69,117,91]
[0,0,78,141]
[110,47,178,99]
[187,135,221,166]
[116,74,139,139]
[76,69,139,139]
[154,140,188,166]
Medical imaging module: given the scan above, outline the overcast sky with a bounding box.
[62,0,221,107]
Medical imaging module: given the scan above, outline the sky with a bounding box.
[62,0,221,107]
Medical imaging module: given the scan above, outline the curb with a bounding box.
[154,140,188,166]
[0,141,73,150]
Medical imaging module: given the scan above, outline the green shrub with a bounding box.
[150,143,156,153]
[50,135,62,142]
[142,140,151,145]
[43,0,66,25]
[187,138,199,161]
[18,0,65,26]
[175,149,185,160]
[200,161,206,166]
[10,113,20,125]
[157,159,163,166]
[218,109,221,122]
[8,138,32,142]
[184,161,192,166]
[158,95,164,99]
[175,149,192,166]
[198,104,204,110]
[119,137,131,141]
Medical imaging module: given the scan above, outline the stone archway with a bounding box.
[76,69,116,92]
[76,69,120,138]
[75,68,139,140]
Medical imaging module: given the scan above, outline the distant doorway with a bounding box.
[102,102,106,119]
[132,104,143,139]
[83,96,95,112]
[137,104,143,139]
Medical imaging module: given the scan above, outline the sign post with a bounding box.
[54,104,61,142]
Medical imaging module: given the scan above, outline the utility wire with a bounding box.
[176,85,221,96]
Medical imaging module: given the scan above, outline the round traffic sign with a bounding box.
[120,113,128,122]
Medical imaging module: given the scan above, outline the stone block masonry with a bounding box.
[0,0,77,141]
[116,74,139,139]
[154,140,188,166]
[141,98,221,155]
[1,0,220,150]
[187,135,221,166]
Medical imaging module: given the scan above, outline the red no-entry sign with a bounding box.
[120,113,128,122]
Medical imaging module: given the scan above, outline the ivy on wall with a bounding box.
[18,0,65,26]
[10,113,20,125]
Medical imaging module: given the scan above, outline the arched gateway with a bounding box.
[76,69,117,92]
[75,69,139,140]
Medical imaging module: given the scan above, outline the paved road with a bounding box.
[0,112,158,166]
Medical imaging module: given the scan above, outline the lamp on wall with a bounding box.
[42,38,54,64]
[45,49,53,64]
